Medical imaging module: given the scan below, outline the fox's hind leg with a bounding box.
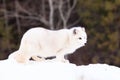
[15,53,31,63]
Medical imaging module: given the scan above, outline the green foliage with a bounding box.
[76,0,120,66]
[0,18,17,59]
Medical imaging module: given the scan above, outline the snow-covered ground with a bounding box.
[0,58,120,80]
[77,64,120,80]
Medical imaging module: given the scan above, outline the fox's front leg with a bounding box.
[32,56,45,61]
[55,54,69,63]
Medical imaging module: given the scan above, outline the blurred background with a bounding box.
[0,0,120,67]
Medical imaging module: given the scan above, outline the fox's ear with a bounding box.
[73,27,85,35]
[81,27,85,31]
[73,29,78,35]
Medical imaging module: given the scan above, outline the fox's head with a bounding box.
[70,27,87,48]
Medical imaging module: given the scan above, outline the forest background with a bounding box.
[0,0,120,67]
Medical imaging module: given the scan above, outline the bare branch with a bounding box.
[58,0,67,28]
[2,0,78,30]
[15,0,21,35]
[15,0,32,15]
[41,0,46,17]
[3,0,8,28]
[48,0,54,29]
[20,15,50,26]
[4,11,50,27]
[15,0,50,27]
[68,18,81,27]
[58,0,77,28]
[56,19,62,29]
[66,0,77,21]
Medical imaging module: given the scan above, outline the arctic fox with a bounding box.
[9,27,87,63]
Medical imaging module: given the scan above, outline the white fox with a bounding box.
[9,27,87,63]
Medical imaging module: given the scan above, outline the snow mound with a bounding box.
[0,59,77,80]
[77,64,120,80]
[0,58,120,80]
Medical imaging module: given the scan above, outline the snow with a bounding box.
[0,58,120,80]
[77,64,120,80]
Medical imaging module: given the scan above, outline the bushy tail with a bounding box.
[8,50,19,59]
[8,50,29,63]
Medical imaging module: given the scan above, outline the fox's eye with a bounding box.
[79,37,82,40]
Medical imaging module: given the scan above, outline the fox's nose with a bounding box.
[84,42,87,45]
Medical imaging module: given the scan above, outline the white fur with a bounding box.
[9,27,87,63]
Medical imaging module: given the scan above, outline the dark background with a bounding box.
[0,0,120,67]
